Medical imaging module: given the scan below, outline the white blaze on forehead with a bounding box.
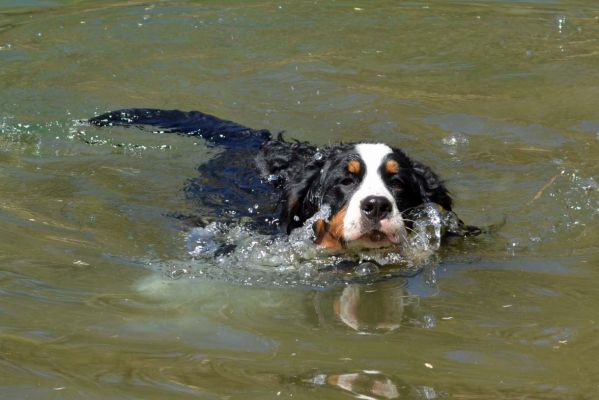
[342,143,405,243]
[352,143,394,206]
[355,143,393,190]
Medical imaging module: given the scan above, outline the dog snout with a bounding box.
[360,196,392,221]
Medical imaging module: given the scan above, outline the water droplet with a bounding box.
[557,16,566,33]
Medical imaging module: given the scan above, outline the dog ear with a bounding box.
[280,161,323,234]
[410,160,453,211]
[410,161,482,237]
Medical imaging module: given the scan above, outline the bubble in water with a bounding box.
[354,261,380,277]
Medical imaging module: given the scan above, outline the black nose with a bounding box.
[360,196,392,220]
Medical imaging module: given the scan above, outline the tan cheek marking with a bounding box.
[313,207,348,251]
[347,160,361,174]
[385,160,400,175]
[327,207,347,239]
[313,219,326,238]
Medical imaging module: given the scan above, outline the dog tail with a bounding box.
[88,108,272,148]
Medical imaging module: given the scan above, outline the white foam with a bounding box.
[176,202,451,287]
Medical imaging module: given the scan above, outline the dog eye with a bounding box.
[389,177,403,187]
[340,177,356,186]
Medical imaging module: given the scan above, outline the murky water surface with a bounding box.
[1,1,598,398]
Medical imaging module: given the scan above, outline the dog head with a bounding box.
[281,143,454,251]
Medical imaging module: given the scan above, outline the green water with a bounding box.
[1,1,598,398]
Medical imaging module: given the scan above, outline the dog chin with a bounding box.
[346,230,405,250]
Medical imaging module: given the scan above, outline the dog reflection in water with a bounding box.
[307,278,434,398]
[305,369,438,399]
[315,276,418,332]
[335,284,403,331]
[311,370,400,399]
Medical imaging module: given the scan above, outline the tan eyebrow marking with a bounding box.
[385,160,400,175]
[347,160,361,174]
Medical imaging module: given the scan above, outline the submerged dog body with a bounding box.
[89,108,478,252]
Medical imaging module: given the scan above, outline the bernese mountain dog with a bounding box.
[89,108,479,253]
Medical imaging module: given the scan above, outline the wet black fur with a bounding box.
[89,108,478,237]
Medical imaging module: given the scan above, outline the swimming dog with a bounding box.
[89,108,479,252]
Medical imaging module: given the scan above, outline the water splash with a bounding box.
[174,203,459,288]
[507,166,598,256]
[557,16,566,34]
[442,133,469,158]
